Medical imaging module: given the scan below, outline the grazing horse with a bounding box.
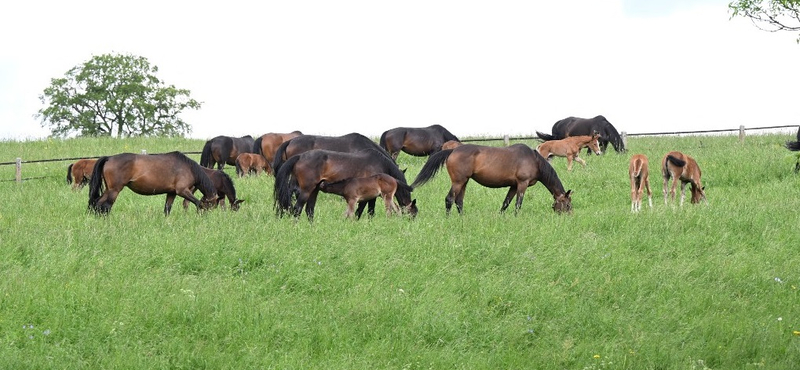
[379,125,460,160]
[199,135,255,170]
[536,115,625,153]
[536,133,601,171]
[662,151,706,206]
[629,154,653,212]
[441,140,462,150]
[319,173,409,218]
[411,144,573,214]
[66,158,98,190]
[272,133,392,175]
[183,167,243,211]
[252,131,303,171]
[88,152,218,215]
[786,126,800,172]
[235,153,270,177]
[274,149,417,221]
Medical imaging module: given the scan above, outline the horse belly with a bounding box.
[126,179,176,195]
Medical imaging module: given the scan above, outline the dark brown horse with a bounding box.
[66,158,98,190]
[252,131,303,170]
[200,135,255,170]
[274,149,417,221]
[786,126,800,172]
[379,125,460,160]
[88,152,218,215]
[662,151,706,206]
[537,115,625,153]
[319,173,412,218]
[183,167,243,211]
[235,153,270,177]
[271,133,392,175]
[411,144,572,214]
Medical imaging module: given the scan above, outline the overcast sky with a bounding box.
[1,0,799,141]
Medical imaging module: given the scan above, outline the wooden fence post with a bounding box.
[503,135,510,146]
[621,131,627,149]
[739,125,745,143]
[141,150,147,155]
[15,158,21,183]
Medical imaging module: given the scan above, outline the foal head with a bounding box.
[552,190,573,214]
[587,133,602,156]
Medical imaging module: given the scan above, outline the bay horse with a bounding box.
[66,158,98,190]
[536,133,601,171]
[274,149,417,221]
[319,173,410,218]
[272,133,392,175]
[629,154,652,212]
[199,135,255,170]
[536,115,625,153]
[411,144,573,215]
[252,131,303,171]
[379,124,460,160]
[88,152,218,215]
[662,151,706,206]
[786,126,800,172]
[183,167,243,211]
[235,153,270,177]
[441,140,462,150]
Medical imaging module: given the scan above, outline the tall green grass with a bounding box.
[1,134,799,369]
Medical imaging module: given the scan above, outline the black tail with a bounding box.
[88,156,109,213]
[665,155,686,167]
[411,149,453,188]
[199,140,213,167]
[253,136,264,156]
[536,131,557,141]
[271,140,291,175]
[273,154,301,217]
[66,164,74,184]
[786,141,800,151]
[379,131,389,151]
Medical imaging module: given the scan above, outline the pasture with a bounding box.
[1,134,799,369]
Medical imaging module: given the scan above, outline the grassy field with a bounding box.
[1,134,799,369]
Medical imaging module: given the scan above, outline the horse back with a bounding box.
[448,144,537,187]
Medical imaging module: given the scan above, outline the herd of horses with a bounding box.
[67,116,800,219]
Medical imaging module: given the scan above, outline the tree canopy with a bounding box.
[37,53,201,138]
[729,0,800,41]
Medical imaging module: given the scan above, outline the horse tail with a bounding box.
[536,131,556,141]
[786,141,800,151]
[411,149,453,188]
[271,140,291,175]
[666,155,686,167]
[274,154,301,216]
[66,163,74,184]
[235,156,244,177]
[253,136,264,156]
[88,156,109,212]
[379,131,389,151]
[631,158,643,178]
[200,140,213,167]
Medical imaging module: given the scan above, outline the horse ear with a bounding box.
[402,168,407,174]
[565,190,573,197]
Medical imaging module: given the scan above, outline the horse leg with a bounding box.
[566,156,574,171]
[500,186,517,213]
[304,189,320,221]
[645,177,653,208]
[164,193,177,216]
[94,189,120,215]
[679,182,687,206]
[345,199,357,219]
[671,177,680,205]
[574,156,587,168]
[176,188,205,213]
[446,182,466,215]
[367,199,376,218]
[631,175,639,213]
[354,201,368,219]
[384,194,399,216]
[454,181,468,214]
[513,183,529,214]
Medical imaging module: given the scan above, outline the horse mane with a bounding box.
[432,125,459,142]
[215,169,238,203]
[533,150,566,196]
[169,151,216,197]
[599,118,625,152]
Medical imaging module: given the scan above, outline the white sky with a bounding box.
[1,0,799,141]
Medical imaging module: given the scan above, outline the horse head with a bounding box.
[230,199,244,211]
[552,190,573,214]
[589,133,603,156]
[200,193,220,210]
[401,199,418,218]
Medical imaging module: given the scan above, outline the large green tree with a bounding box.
[37,53,201,137]
[729,0,800,41]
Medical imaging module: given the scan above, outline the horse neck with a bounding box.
[536,156,567,198]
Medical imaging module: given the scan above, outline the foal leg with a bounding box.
[566,156,574,171]
[679,182,687,206]
[631,176,639,213]
[345,199,357,219]
[574,156,587,168]
[644,176,653,208]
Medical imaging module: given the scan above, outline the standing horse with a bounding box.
[379,125,460,160]
[629,154,653,212]
[252,131,303,171]
[319,173,408,218]
[235,153,270,177]
[786,126,800,172]
[536,115,625,153]
[272,133,392,175]
[411,144,573,214]
[536,133,601,171]
[274,149,417,221]
[66,158,98,190]
[199,135,255,170]
[183,167,243,211]
[88,152,218,215]
[662,151,706,206]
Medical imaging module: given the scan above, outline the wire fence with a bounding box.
[2,124,798,183]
